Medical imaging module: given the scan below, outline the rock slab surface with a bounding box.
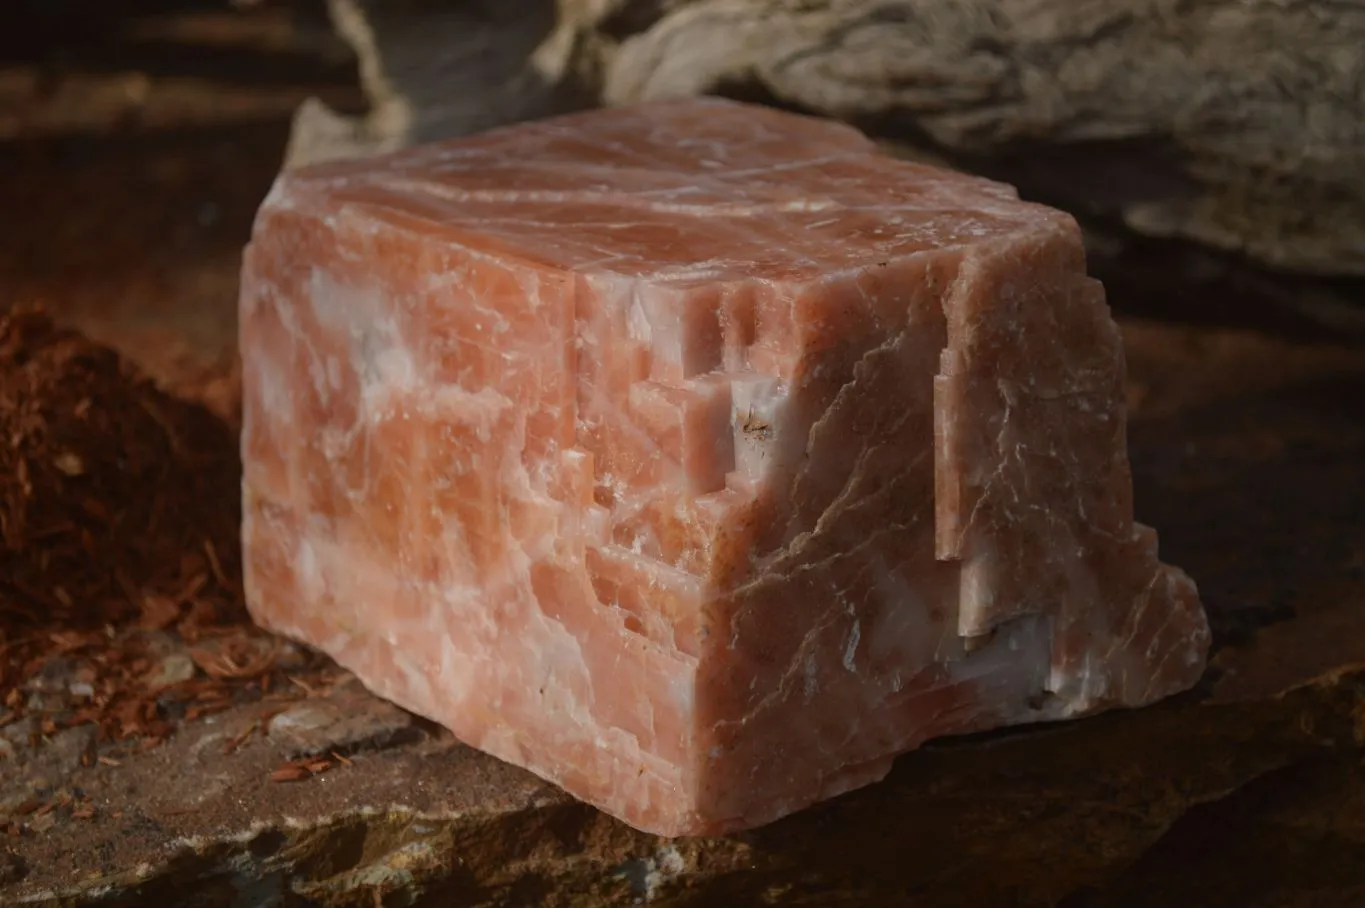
[240,97,1209,836]
[9,315,1365,907]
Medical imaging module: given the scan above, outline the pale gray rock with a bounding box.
[284,0,1365,285]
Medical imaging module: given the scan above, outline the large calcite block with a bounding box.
[239,98,1211,836]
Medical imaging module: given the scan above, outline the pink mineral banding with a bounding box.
[238,98,1211,837]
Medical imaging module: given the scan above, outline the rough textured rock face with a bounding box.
[240,97,1209,836]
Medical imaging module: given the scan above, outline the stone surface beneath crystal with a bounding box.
[238,97,1210,837]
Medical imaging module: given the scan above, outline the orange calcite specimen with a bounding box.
[239,98,1210,836]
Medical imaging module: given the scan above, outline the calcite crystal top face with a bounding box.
[239,97,1211,837]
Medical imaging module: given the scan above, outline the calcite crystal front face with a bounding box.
[239,98,1211,836]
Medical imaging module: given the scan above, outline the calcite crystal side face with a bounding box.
[239,98,1211,836]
